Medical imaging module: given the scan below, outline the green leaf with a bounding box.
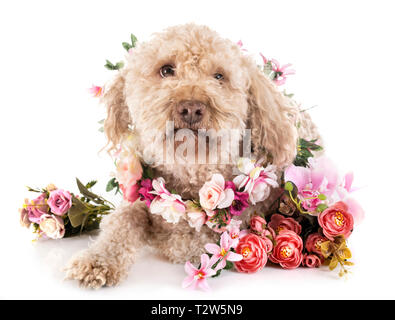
[85,180,97,189]
[317,203,328,212]
[130,33,137,47]
[224,260,234,270]
[68,196,91,228]
[76,178,104,204]
[98,119,105,125]
[106,178,116,192]
[105,60,124,70]
[122,42,132,51]
[318,193,327,200]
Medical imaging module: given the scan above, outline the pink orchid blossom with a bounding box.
[182,254,216,291]
[88,85,103,97]
[205,232,243,271]
[149,178,186,224]
[270,59,295,86]
[233,158,278,205]
[284,156,339,213]
[259,53,268,65]
[226,219,249,247]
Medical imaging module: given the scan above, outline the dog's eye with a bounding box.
[160,65,175,78]
[214,73,224,80]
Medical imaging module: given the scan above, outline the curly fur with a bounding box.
[65,23,320,288]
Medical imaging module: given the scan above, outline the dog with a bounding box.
[65,23,320,288]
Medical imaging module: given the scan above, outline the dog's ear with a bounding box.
[102,73,131,149]
[247,66,298,168]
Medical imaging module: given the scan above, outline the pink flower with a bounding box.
[199,174,234,211]
[88,85,103,97]
[185,200,207,232]
[182,254,216,291]
[234,233,268,273]
[233,158,278,205]
[227,219,248,247]
[305,232,328,256]
[24,194,49,223]
[250,215,267,233]
[318,201,354,241]
[205,232,243,271]
[270,59,295,86]
[225,181,249,216]
[19,207,31,228]
[284,156,339,213]
[115,152,143,187]
[150,178,186,224]
[269,230,304,269]
[39,214,65,239]
[268,213,302,235]
[138,179,155,207]
[120,183,139,204]
[47,189,72,216]
[259,53,268,65]
[302,254,323,268]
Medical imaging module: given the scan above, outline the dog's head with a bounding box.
[103,24,297,168]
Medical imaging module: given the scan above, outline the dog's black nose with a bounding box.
[177,100,206,125]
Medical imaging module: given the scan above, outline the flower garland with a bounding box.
[110,143,364,290]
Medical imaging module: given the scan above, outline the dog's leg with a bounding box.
[65,201,149,289]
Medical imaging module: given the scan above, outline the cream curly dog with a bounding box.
[65,24,319,288]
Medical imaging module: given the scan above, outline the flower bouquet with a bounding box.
[19,179,114,240]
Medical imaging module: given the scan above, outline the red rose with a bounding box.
[234,234,268,273]
[305,233,328,256]
[268,213,302,235]
[318,201,354,241]
[269,230,303,269]
[302,254,323,268]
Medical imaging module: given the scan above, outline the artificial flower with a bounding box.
[224,181,249,216]
[185,200,207,232]
[234,233,268,273]
[19,207,31,228]
[226,219,248,247]
[120,183,139,203]
[302,254,323,268]
[205,232,243,271]
[115,152,143,187]
[318,201,354,241]
[268,213,302,235]
[88,85,104,97]
[182,254,216,291]
[284,156,339,213]
[270,59,295,86]
[150,178,186,224]
[233,158,278,205]
[269,230,304,269]
[47,189,72,216]
[199,174,234,211]
[138,179,155,207]
[250,215,267,234]
[24,194,49,223]
[305,232,328,256]
[39,214,65,239]
[46,184,57,191]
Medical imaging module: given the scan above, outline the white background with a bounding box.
[1,0,394,299]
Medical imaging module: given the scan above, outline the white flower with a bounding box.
[185,201,207,232]
[233,158,278,205]
[149,178,186,224]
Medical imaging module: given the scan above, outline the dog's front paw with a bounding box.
[65,252,122,289]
